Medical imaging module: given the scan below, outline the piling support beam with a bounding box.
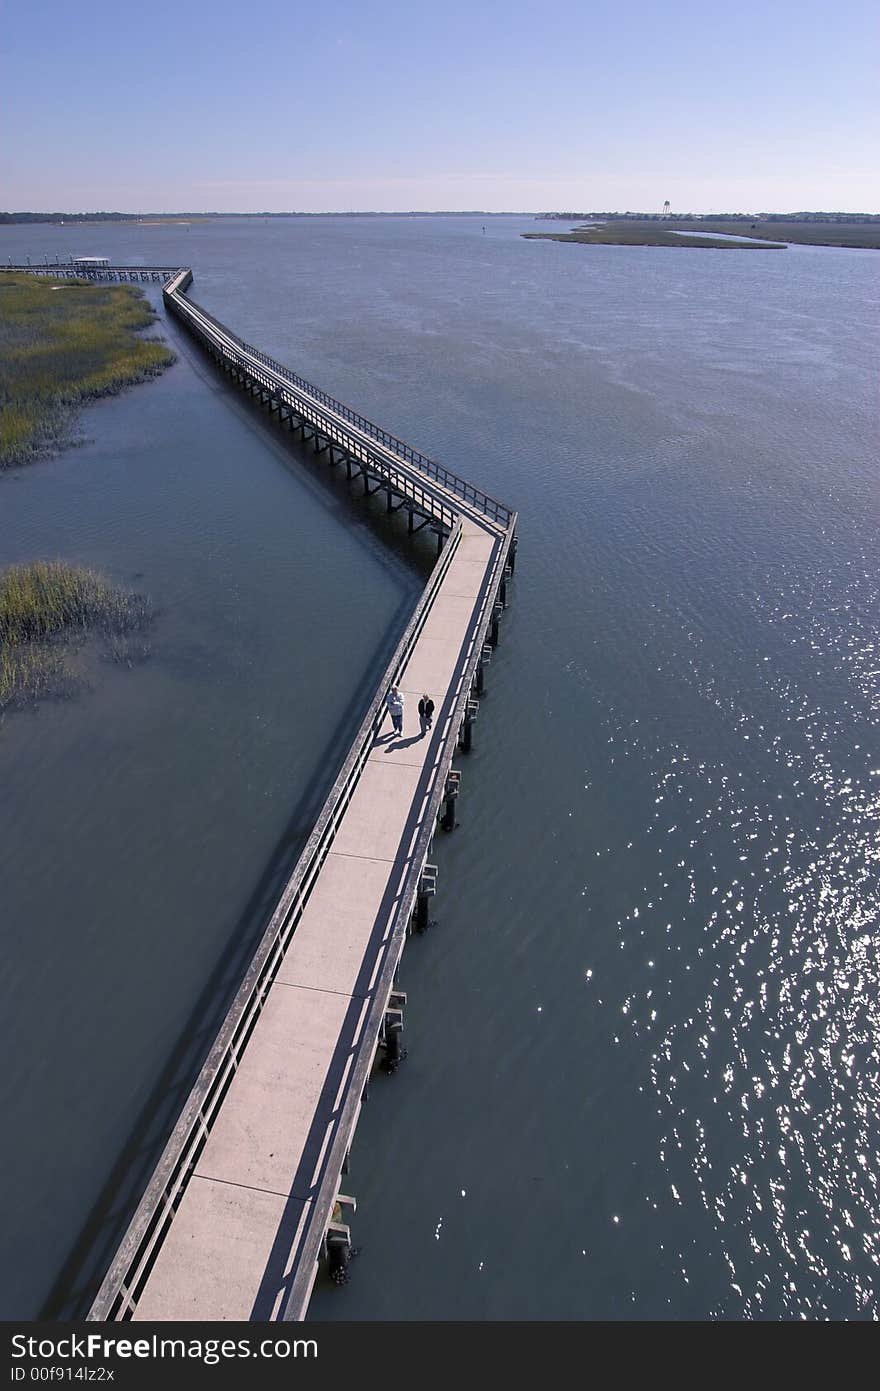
[475,644,492,697]
[441,771,461,831]
[489,602,503,647]
[380,1002,407,1073]
[413,863,438,933]
[459,698,479,753]
[326,1194,357,1285]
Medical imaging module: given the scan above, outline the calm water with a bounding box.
[2,218,878,1320]
[0,251,425,1318]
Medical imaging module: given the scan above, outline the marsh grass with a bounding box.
[654,219,880,249]
[0,273,176,467]
[0,561,152,711]
[0,645,70,709]
[523,224,786,249]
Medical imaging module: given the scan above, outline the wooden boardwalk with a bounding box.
[132,522,497,1320]
[82,267,515,1323]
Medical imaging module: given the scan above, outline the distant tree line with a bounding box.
[4,209,877,227]
[537,211,880,223]
[0,212,145,223]
[0,210,514,225]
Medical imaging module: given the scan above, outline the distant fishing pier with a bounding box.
[7,262,517,1320]
[3,260,180,283]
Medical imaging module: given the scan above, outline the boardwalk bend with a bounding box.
[3,263,517,1321]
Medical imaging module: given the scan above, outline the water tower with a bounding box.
[662,200,671,218]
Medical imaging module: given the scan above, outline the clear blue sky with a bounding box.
[2,0,877,212]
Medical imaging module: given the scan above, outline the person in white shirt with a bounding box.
[386,683,404,736]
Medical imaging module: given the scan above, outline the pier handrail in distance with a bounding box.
[164,272,460,533]
[164,271,513,529]
[1,264,180,278]
[172,295,460,533]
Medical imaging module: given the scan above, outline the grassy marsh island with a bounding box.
[524,216,880,251]
[0,561,152,712]
[523,221,786,250]
[652,219,880,249]
[0,273,175,467]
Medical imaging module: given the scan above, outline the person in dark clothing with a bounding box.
[418,693,435,736]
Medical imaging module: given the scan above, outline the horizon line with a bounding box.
[3,208,880,220]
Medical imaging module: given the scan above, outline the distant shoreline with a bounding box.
[0,211,524,226]
[3,209,879,228]
[3,211,878,248]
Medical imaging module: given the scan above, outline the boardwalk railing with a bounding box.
[169,287,460,534]
[164,269,513,529]
[1,263,179,282]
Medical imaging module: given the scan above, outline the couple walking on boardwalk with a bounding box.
[385,685,434,738]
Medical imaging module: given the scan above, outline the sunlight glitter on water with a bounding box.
[608,557,880,1317]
